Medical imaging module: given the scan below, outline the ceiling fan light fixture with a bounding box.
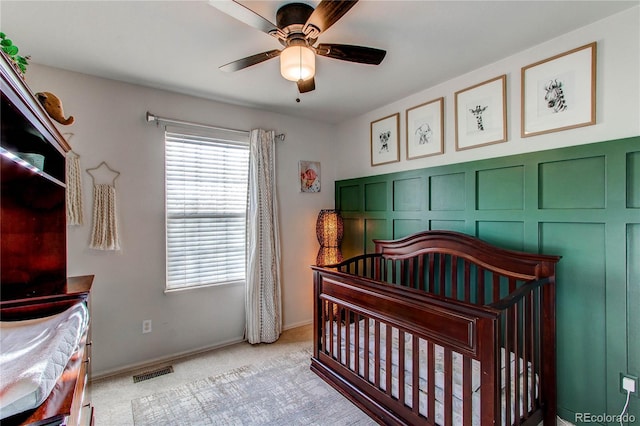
[280,45,315,82]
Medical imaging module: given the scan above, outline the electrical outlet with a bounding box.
[620,373,638,397]
[142,319,152,334]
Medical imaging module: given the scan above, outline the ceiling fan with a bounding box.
[210,0,387,93]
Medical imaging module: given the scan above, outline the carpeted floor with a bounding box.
[130,347,375,425]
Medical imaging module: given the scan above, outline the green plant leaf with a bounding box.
[18,63,26,73]
[4,45,18,56]
[17,56,28,65]
[0,32,6,39]
[1,39,13,47]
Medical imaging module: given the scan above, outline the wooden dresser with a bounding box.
[1,52,95,425]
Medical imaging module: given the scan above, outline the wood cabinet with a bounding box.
[1,52,94,426]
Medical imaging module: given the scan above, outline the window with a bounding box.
[165,129,249,291]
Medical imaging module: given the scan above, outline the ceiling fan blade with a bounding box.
[220,49,281,72]
[316,43,386,65]
[297,77,316,93]
[209,0,278,35]
[303,0,358,37]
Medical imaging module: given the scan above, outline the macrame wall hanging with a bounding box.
[86,161,121,250]
[64,133,83,225]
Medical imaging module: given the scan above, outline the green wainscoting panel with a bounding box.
[627,224,640,419]
[539,156,606,209]
[628,152,640,208]
[540,222,607,416]
[393,177,424,211]
[430,220,466,233]
[394,219,424,239]
[334,136,640,424]
[476,166,524,210]
[339,184,362,212]
[365,219,388,254]
[476,221,524,251]
[342,217,363,260]
[430,172,466,211]
[365,182,387,211]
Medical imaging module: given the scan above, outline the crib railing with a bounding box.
[313,258,553,425]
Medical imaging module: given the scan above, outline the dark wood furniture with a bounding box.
[311,230,560,426]
[1,52,94,426]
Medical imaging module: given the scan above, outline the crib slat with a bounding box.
[375,320,381,387]
[514,302,521,423]
[504,306,512,426]
[464,260,471,303]
[463,355,472,426]
[478,266,485,305]
[412,335,420,414]
[439,254,446,296]
[428,253,435,293]
[321,300,327,355]
[386,324,392,395]
[328,301,334,358]
[524,291,533,414]
[345,308,351,368]
[533,288,541,411]
[355,313,361,375]
[444,347,453,426]
[493,273,501,303]
[337,307,343,363]
[399,329,405,404]
[365,317,371,382]
[509,276,517,293]
[418,254,425,291]
[428,341,435,422]
[450,255,458,300]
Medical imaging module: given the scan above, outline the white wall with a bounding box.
[25,65,337,377]
[335,7,640,180]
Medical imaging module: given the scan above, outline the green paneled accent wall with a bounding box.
[335,137,639,424]
[540,222,607,415]
[539,156,606,209]
[476,166,524,210]
[629,152,640,208]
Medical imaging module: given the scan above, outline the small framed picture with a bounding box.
[455,75,507,151]
[299,160,320,193]
[406,97,444,160]
[371,113,400,166]
[521,42,596,137]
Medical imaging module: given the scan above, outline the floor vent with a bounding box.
[133,366,174,383]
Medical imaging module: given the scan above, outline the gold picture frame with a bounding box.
[521,42,596,137]
[371,113,400,166]
[455,75,507,151]
[406,97,444,160]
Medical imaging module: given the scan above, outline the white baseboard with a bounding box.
[283,318,312,330]
[91,335,245,382]
[92,321,312,381]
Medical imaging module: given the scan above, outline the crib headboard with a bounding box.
[373,230,560,281]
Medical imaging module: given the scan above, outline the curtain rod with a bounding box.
[146,112,285,141]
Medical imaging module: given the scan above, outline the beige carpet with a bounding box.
[131,347,375,426]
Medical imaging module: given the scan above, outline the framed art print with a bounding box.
[521,42,596,137]
[371,113,400,166]
[406,97,444,160]
[455,75,507,151]
[299,160,320,193]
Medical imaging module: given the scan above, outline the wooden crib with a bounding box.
[310,230,560,426]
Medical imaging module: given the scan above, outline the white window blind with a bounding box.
[165,130,249,290]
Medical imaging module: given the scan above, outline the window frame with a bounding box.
[164,127,250,292]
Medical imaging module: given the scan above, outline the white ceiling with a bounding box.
[1,1,637,124]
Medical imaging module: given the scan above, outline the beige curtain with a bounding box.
[245,129,282,344]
